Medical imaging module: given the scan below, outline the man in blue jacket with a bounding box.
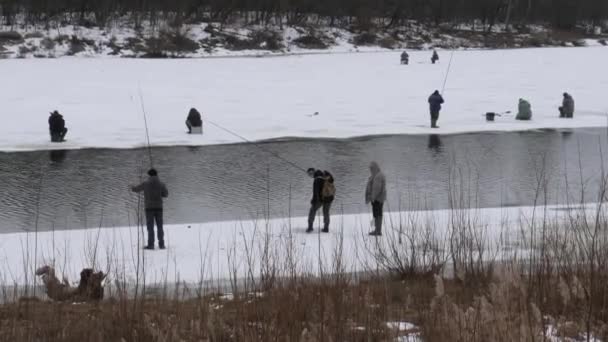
[428,90,445,128]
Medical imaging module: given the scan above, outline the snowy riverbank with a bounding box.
[0,204,594,287]
[1,20,605,59]
[1,46,607,152]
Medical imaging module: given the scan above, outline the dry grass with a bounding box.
[5,265,607,341]
[0,277,423,341]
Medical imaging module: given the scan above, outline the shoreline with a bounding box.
[1,123,606,154]
[0,203,595,286]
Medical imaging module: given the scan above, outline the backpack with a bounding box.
[322,176,336,200]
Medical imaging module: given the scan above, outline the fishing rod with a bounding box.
[441,50,456,94]
[204,118,308,174]
[137,85,154,168]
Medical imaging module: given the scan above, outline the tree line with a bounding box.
[0,0,606,30]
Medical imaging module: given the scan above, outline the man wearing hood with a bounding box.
[131,169,169,250]
[516,98,532,120]
[49,110,68,142]
[365,162,387,236]
[186,108,203,134]
[428,90,444,128]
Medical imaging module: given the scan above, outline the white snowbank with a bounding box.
[1,46,607,152]
[0,23,388,59]
[0,204,587,287]
[545,324,601,342]
[387,321,418,332]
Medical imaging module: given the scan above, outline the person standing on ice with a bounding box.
[48,110,68,142]
[428,90,444,128]
[431,50,439,64]
[516,98,532,120]
[186,108,203,134]
[131,169,169,250]
[366,162,386,236]
[400,51,409,65]
[306,168,335,233]
[559,93,575,118]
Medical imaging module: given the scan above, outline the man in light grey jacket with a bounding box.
[365,161,387,236]
[131,169,169,250]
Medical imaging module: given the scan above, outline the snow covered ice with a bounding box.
[0,205,576,286]
[1,46,607,152]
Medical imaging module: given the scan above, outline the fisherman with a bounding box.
[48,110,68,142]
[365,162,386,236]
[306,168,335,233]
[186,108,203,134]
[516,98,532,120]
[431,50,439,64]
[428,90,445,128]
[559,93,575,118]
[400,51,409,65]
[131,169,169,250]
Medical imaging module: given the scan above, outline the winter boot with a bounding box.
[369,217,383,236]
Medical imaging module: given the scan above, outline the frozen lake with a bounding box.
[0,47,607,152]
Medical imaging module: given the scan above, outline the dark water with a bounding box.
[1,128,607,233]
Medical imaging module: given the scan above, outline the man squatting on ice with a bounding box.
[131,169,169,250]
[49,110,68,142]
[516,98,532,120]
[307,168,335,233]
[366,162,387,236]
[186,107,203,133]
[559,92,575,118]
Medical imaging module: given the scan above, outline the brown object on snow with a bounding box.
[76,268,105,301]
[35,266,106,302]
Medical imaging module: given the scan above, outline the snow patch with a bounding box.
[0,204,593,286]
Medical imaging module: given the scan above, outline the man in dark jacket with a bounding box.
[400,51,409,65]
[131,169,169,249]
[48,110,68,142]
[306,168,334,233]
[431,50,439,64]
[186,108,203,134]
[559,93,575,118]
[428,90,444,128]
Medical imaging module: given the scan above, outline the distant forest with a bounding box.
[1,0,607,30]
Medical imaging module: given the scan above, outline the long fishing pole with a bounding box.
[441,50,456,94]
[205,118,308,173]
[137,85,154,168]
